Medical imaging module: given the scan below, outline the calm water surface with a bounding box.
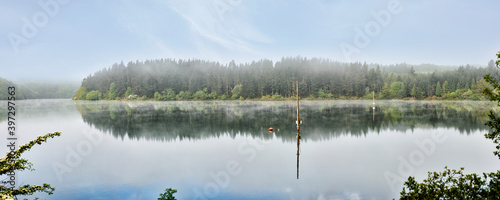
[1,99,500,200]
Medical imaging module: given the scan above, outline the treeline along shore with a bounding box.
[73,56,497,101]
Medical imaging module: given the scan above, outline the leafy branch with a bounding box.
[0,132,61,199]
[483,52,500,159]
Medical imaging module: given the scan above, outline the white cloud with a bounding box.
[164,0,272,57]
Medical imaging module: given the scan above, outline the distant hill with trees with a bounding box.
[73,56,496,101]
[0,77,79,100]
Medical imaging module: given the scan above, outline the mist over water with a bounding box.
[0,99,498,200]
[74,100,493,141]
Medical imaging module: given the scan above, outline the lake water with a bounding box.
[1,99,500,200]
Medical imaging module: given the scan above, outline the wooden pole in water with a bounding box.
[296,81,300,179]
[297,81,300,134]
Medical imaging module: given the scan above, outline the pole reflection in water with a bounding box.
[296,81,301,180]
[373,105,375,122]
[297,132,301,179]
[373,91,375,122]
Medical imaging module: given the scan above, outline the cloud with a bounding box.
[164,0,272,57]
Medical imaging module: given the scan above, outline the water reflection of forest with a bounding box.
[74,101,495,142]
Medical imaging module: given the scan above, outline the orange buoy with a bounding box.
[268,127,279,132]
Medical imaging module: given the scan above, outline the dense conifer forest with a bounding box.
[73,57,497,101]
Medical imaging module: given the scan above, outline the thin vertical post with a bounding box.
[296,81,300,179]
[297,81,299,133]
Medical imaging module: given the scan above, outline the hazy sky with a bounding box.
[1,0,499,81]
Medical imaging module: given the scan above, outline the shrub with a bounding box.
[86,90,101,100]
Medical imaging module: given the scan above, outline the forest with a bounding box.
[73,56,498,101]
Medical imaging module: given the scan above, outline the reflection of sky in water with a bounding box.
[1,100,499,200]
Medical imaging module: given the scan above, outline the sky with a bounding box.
[1,0,499,81]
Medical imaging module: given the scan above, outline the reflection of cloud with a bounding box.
[165,0,272,55]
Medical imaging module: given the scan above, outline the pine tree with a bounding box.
[411,84,417,98]
[443,81,449,94]
[436,81,442,97]
[108,82,118,100]
[397,83,406,98]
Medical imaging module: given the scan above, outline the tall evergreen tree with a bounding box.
[442,81,448,95]
[108,82,118,100]
[411,84,417,98]
[436,81,442,97]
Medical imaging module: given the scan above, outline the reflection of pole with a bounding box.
[373,91,375,122]
[297,138,299,179]
[296,81,300,179]
[373,107,375,122]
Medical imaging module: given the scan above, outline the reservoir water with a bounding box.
[1,99,499,199]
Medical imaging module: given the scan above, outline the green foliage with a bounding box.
[73,86,87,100]
[460,90,477,100]
[261,95,272,100]
[108,82,118,100]
[319,89,333,99]
[483,52,500,159]
[209,91,217,100]
[0,132,61,199]
[272,93,283,100]
[176,91,192,100]
[473,78,490,100]
[154,91,162,101]
[399,167,500,199]
[231,84,242,99]
[364,87,370,98]
[127,94,138,100]
[436,81,442,97]
[364,88,374,99]
[379,82,391,99]
[411,84,417,98]
[158,188,177,200]
[446,92,458,100]
[318,89,326,99]
[443,81,448,95]
[193,88,208,100]
[398,84,406,99]
[86,90,101,100]
[124,87,133,98]
[390,81,405,99]
[162,89,176,100]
